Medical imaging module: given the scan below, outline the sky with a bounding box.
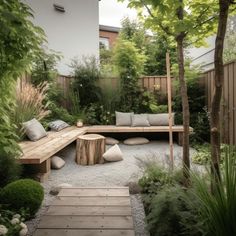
[99,0,137,27]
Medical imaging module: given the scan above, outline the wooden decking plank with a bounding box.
[34,229,135,236]
[38,215,134,229]
[58,188,129,197]
[46,206,132,216]
[52,196,131,206]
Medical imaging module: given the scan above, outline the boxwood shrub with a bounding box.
[0,179,44,219]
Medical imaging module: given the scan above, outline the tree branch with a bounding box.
[140,0,175,36]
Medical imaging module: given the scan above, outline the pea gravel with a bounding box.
[26,141,197,236]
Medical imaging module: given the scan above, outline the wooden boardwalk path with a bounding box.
[34,187,135,236]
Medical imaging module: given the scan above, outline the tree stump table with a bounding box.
[76,134,105,165]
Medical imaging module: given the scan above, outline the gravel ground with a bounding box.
[26,141,196,236]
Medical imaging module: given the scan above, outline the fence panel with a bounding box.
[203,60,236,146]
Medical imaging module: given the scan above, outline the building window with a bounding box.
[99,37,109,50]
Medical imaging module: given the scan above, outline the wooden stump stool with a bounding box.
[76,134,105,165]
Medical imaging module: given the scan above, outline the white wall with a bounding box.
[24,0,99,75]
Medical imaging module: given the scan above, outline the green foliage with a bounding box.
[0,0,45,160]
[173,61,210,143]
[71,57,101,108]
[191,146,236,236]
[31,49,61,86]
[0,154,22,188]
[192,143,230,165]
[0,207,29,236]
[113,39,146,112]
[0,179,44,219]
[11,82,50,139]
[46,103,77,125]
[147,186,202,236]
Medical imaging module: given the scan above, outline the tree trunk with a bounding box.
[176,36,190,182]
[210,0,230,188]
[176,0,190,183]
[76,134,105,165]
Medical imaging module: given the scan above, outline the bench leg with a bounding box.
[36,159,51,182]
[177,132,183,146]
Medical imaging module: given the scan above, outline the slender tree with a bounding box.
[210,0,235,187]
[119,0,218,182]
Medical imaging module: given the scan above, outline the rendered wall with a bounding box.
[24,0,99,75]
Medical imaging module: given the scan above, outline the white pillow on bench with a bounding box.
[131,114,150,127]
[148,113,175,126]
[116,111,133,126]
[23,118,47,141]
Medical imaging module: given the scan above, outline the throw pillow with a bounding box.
[23,118,47,141]
[123,137,149,145]
[148,113,175,126]
[131,114,150,127]
[51,156,65,169]
[103,144,123,162]
[49,120,70,131]
[116,111,134,126]
[106,137,119,145]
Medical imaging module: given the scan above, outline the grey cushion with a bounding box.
[23,118,47,141]
[116,111,134,126]
[148,113,175,126]
[103,144,123,162]
[51,156,65,169]
[131,114,150,127]
[106,137,119,145]
[124,137,149,145]
[49,120,70,131]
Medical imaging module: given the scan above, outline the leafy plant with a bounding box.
[191,146,236,235]
[0,179,44,219]
[0,154,22,188]
[113,39,146,112]
[12,81,50,138]
[0,0,45,161]
[147,186,202,236]
[71,57,101,107]
[0,207,29,236]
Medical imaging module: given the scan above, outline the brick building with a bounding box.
[99,25,120,49]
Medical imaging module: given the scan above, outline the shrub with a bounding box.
[0,179,44,219]
[12,81,50,139]
[71,57,101,108]
[0,207,29,236]
[0,154,22,188]
[146,186,202,236]
[191,146,236,235]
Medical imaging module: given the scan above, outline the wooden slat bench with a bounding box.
[87,125,193,146]
[19,126,87,181]
[19,124,192,181]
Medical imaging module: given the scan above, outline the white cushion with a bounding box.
[106,137,119,145]
[131,114,150,127]
[115,111,134,126]
[123,137,149,145]
[51,156,65,169]
[148,113,175,126]
[103,144,123,162]
[23,118,47,141]
[49,120,70,131]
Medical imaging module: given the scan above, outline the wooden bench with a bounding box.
[19,125,192,181]
[86,125,193,146]
[19,126,87,181]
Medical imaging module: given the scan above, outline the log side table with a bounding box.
[76,134,105,165]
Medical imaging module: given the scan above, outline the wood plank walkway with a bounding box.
[33,187,135,236]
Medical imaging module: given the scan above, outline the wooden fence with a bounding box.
[203,60,236,145]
